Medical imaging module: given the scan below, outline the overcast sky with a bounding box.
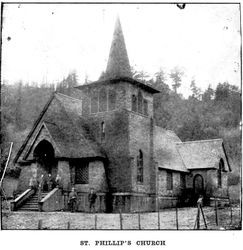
[1,3,241,97]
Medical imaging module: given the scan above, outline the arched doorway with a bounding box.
[34,140,57,191]
[193,174,204,199]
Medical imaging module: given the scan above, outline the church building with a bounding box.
[12,18,231,212]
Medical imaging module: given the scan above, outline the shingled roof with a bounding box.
[105,17,132,79]
[154,126,189,173]
[15,92,104,162]
[176,139,231,171]
[43,93,104,159]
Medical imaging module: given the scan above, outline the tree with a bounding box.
[190,78,202,100]
[56,71,79,95]
[131,67,150,82]
[215,82,230,102]
[154,68,169,92]
[169,67,184,93]
[202,84,214,102]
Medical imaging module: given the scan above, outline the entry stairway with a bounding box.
[18,192,49,211]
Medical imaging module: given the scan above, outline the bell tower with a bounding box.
[76,17,159,212]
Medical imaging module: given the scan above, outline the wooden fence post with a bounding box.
[38,219,42,230]
[194,206,200,230]
[214,199,218,226]
[138,211,141,230]
[175,206,179,230]
[229,199,233,225]
[119,209,123,230]
[94,215,97,230]
[158,209,160,230]
[200,205,207,229]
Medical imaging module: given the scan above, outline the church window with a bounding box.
[99,87,108,112]
[218,159,224,188]
[91,91,98,113]
[143,99,148,116]
[138,91,143,113]
[108,89,116,111]
[132,95,137,112]
[101,121,105,141]
[75,162,89,184]
[166,171,173,190]
[137,150,143,183]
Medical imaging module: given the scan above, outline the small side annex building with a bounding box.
[12,18,231,212]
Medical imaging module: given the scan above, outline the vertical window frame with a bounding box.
[166,170,173,190]
[137,150,144,183]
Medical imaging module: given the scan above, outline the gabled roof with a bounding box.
[154,126,189,173]
[176,139,231,171]
[14,92,104,163]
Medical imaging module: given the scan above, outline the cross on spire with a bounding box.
[105,17,132,79]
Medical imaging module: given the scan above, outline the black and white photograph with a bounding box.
[0,2,241,237]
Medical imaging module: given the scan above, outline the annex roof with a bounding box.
[154,126,189,173]
[176,139,231,171]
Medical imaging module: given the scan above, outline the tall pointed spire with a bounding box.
[105,17,132,79]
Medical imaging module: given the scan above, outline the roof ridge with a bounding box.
[13,92,55,163]
[176,138,223,145]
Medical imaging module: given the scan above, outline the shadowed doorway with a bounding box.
[33,140,57,191]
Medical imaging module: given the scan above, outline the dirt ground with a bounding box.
[1,205,241,230]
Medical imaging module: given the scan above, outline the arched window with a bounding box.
[99,87,108,112]
[108,89,116,111]
[101,121,105,142]
[137,150,143,183]
[91,91,98,113]
[218,159,224,188]
[132,94,137,112]
[138,91,143,113]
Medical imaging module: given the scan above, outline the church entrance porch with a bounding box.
[33,140,58,192]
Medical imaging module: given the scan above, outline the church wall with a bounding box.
[57,161,71,191]
[129,112,153,194]
[158,169,182,196]
[186,169,229,204]
[17,162,38,193]
[73,161,108,193]
[157,169,188,208]
[72,161,108,212]
[83,110,131,192]
[127,84,153,117]
[80,82,128,116]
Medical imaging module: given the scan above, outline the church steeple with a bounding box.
[105,17,132,79]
